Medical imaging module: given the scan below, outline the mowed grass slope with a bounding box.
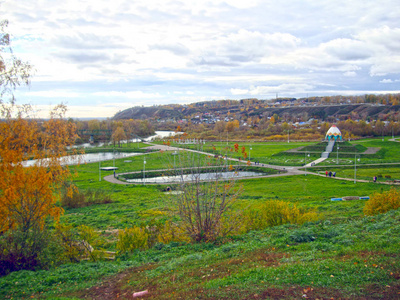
[2,209,399,299]
[1,139,399,299]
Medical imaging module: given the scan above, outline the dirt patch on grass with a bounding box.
[70,249,400,299]
[285,146,305,153]
[73,264,156,300]
[362,147,381,154]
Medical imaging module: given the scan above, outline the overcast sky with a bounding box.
[3,0,400,118]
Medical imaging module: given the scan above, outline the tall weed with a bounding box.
[61,188,112,208]
[117,227,149,253]
[364,187,400,216]
[244,200,318,231]
[156,221,190,244]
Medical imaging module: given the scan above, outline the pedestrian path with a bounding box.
[101,141,399,186]
[321,140,335,158]
[304,157,326,167]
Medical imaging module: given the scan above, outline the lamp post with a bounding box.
[99,160,101,181]
[172,151,178,170]
[336,145,340,164]
[249,147,252,162]
[287,129,290,143]
[143,157,146,185]
[354,154,360,184]
[304,151,310,176]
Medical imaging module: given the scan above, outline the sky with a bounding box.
[3,0,400,118]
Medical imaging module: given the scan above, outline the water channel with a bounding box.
[73,131,178,148]
[126,171,264,184]
[24,131,178,167]
[23,152,143,167]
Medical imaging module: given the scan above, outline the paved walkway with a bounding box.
[103,142,400,185]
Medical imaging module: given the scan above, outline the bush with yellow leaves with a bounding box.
[156,221,190,244]
[117,227,149,253]
[244,200,318,231]
[364,187,400,216]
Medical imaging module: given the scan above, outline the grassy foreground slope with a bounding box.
[1,139,399,299]
[1,209,399,299]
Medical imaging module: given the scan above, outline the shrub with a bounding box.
[0,227,59,276]
[117,227,149,253]
[288,228,316,243]
[61,188,112,208]
[54,223,82,263]
[156,221,190,244]
[244,200,318,231]
[364,187,400,216]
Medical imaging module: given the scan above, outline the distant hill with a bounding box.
[113,106,183,120]
[113,102,400,121]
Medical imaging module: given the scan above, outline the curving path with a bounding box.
[103,142,400,185]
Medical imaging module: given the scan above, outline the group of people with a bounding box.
[325,170,336,178]
[324,171,379,182]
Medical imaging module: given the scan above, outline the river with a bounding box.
[24,131,178,167]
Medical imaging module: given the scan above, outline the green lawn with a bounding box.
[2,209,399,299]
[1,139,399,299]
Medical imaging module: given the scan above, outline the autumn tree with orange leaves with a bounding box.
[0,104,78,233]
[0,20,79,274]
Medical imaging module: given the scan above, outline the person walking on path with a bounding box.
[326,171,328,177]
[373,176,377,183]
[333,171,336,177]
[329,171,332,177]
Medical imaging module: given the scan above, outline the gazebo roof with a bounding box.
[326,125,342,139]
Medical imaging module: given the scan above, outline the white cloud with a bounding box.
[343,71,357,77]
[3,0,400,117]
[27,90,82,98]
[370,56,400,76]
[230,88,249,95]
[248,84,315,96]
[93,91,162,99]
[357,26,400,52]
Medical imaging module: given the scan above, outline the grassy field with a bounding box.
[2,210,399,299]
[169,137,400,167]
[169,141,316,166]
[1,139,399,299]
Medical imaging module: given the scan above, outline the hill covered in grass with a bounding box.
[113,101,400,123]
[1,208,399,299]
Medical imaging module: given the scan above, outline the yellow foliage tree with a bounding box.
[111,126,127,147]
[226,119,239,132]
[0,104,78,233]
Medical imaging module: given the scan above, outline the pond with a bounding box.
[73,131,180,148]
[24,130,180,167]
[23,152,142,167]
[126,171,264,184]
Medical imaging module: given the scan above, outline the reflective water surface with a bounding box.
[23,152,141,167]
[127,171,264,183]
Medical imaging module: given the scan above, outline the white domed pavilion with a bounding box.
[325,125,342,141]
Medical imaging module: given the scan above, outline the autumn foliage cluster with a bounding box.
[0,105,80,274]
[0,106,78,233]
[364,187,400,216]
